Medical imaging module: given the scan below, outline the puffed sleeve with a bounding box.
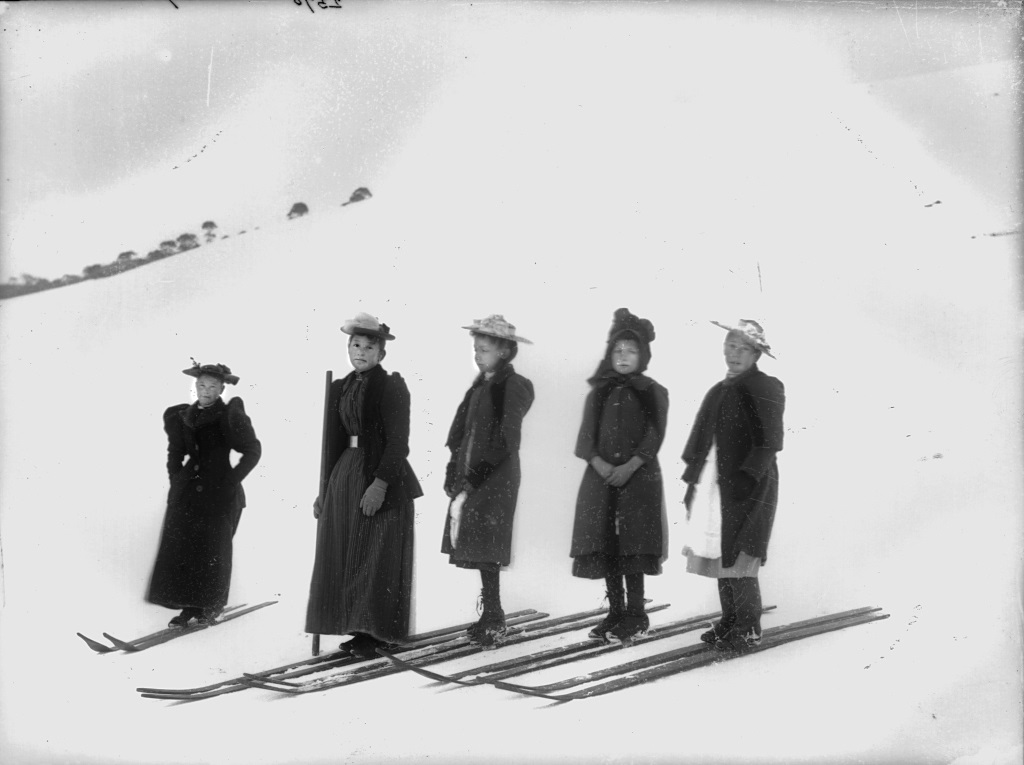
[373,372,412,486]
[163,404,189,478]
[739,375,785,480]
[226,397,262,484]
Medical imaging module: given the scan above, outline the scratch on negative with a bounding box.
[207,47,214,108]
[893,2,910,44]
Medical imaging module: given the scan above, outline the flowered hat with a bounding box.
[711,319,775,358]
[341,312,395,341]
[461,315,533,344]
[182,360,239,385]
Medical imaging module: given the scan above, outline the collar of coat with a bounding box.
[182,397,226,429]
[722,363,760,387]
[471,361,516,389]
[342,363,387,389]
[592,369,656,392]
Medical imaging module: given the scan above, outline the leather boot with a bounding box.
[588,576,626,640]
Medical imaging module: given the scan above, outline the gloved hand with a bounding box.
[312,496,322,520]
[360,478,388,516]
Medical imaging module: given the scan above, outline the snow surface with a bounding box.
[1,3,1022,764]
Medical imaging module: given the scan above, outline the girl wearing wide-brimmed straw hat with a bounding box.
[148,362,262,628]
[441,315,535,647]
[570,308,670,643]
[305,313,423,659]
[681,319,785,652]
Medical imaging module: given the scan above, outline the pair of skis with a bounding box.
[237,603,673,696]
[483,606,888,702]
[137,607,550,701]
[77,600,278,654]
[375,604,778,687]
[143,603,670,700]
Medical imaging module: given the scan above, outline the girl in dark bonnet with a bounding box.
[148,361,262,627]
[570,308,669,643]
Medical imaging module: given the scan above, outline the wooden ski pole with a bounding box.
[312,369,333,656]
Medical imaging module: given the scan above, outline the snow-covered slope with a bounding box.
[1,10,1021,765]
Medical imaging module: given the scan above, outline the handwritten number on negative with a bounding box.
[294,0,343,9]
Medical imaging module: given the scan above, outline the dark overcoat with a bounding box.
[441,363,535,567]
[148,397,262,611]
[570,374,669,558]
[322,365,423,510]
[681,364,785,567]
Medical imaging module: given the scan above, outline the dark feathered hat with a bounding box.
[182,360,239,385]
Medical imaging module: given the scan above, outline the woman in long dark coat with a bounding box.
[149,362,262,627]
[681,319,785,651]
[570,308,669,643]
[306,313,422,659]
[441,315,535,646]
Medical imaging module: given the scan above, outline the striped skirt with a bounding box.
[305,447,414,641]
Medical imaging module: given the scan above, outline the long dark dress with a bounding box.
[305,367,420,641]
[148,397,262,612]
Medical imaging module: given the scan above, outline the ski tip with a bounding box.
[77,632,115,653]
[102,632,141,652]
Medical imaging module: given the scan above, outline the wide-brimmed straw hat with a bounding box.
[182,360,239,385]
[711,319,776,359]
[461,314,533,344]
[341,312,395,341]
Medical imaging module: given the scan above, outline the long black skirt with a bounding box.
[148,485,241,611]
[305,448,414,641]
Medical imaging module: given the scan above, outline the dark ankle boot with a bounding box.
[589,576,626,640]
[473,608,507,647]
[168,607,202,628]
[471,570,506,646]
[701,579,737,645]
[466,591,487,640]
[715,577,762,652]
[608,605,649,643]
[609,574,649,643]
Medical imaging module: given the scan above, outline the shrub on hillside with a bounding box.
[343,187,372,205]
